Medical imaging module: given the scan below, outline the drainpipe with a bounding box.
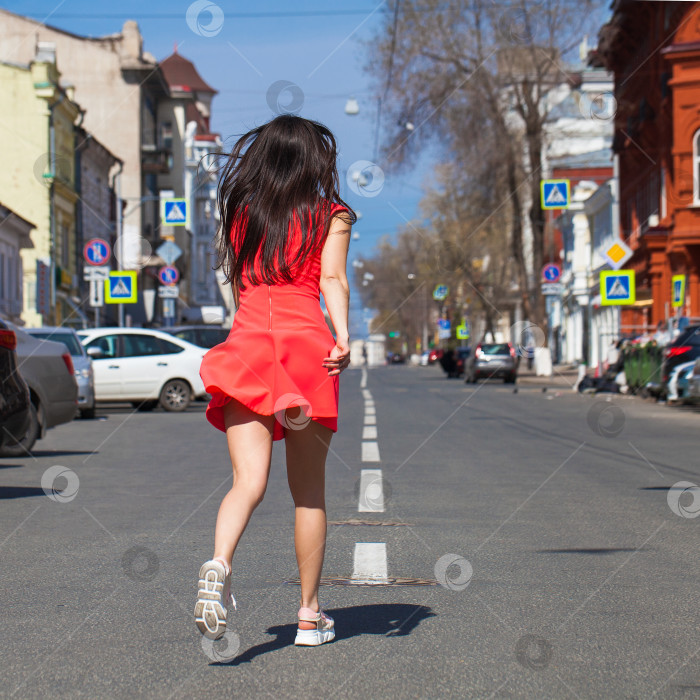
[48,92,65,325]
[110,161,124,327]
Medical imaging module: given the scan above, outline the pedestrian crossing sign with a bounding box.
[672,274,686,308]
[161,198,189,227]
[105,271,137,304]
[600,270,635,306]
[540,179,570,209]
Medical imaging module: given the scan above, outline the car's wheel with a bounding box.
[504,374,516,384]
[159,380,191,412]
[0,403,40,457]
[131,400,158,412]
[79,406,96,419]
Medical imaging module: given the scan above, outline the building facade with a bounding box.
[0,47,81,326]
[0,11,169,325]
[75,126,121,326]
[599,0,700,332]
[159,50,225,325]
[0,203,34,324]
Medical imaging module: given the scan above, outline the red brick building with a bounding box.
[598,1,700,330]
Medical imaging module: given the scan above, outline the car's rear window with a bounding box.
[29,332,83,356]
[674,327,700,346]
[481,344,510,355]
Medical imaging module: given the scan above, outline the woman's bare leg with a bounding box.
[212,398,276,567]
[284,415,332,624]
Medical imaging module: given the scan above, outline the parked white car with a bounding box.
[77,328,207,412]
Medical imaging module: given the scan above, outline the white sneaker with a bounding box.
[294,607,335,646]
[194,558,236,640]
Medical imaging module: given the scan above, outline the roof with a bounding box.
[185,101,208,133]
[549,148,613,169]
[0,201,36,231]
[159,51,217,95]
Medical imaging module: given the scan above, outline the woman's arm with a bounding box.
[320,212,352,375]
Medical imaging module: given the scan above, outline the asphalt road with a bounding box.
[1,365,699,699]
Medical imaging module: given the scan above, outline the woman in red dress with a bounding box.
[195,115,355,647]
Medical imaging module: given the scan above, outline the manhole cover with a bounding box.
[284,576,438,587]
[328,519,412,527]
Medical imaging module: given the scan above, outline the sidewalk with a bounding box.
[516,363,580,389]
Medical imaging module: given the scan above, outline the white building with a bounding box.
[558,176,620,369]
[158,50,226,325]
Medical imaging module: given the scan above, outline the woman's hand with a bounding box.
[323,337,351,376]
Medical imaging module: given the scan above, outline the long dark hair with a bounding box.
[214,115,356,298]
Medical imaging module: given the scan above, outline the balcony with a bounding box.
[141,144,173,174]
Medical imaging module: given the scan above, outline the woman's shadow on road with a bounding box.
[215,603,436,666]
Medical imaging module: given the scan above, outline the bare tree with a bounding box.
[365,0,598,338]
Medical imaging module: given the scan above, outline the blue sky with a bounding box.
[7,1,432,336]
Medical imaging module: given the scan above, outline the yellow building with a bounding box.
[0,44,80,326]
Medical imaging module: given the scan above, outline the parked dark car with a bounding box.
[0,320,31,456]
[439,346,471,378]
[1,321,78,456]
[465,342,517,383]
[661,325,700,394]
[388,352,406,364]
[163,325,228,349]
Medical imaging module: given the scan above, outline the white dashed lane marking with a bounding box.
[362,425,377,440]
[352,542,388,584]
[358,468,385,512]
[361,441,381,462]
[364,414,376,425]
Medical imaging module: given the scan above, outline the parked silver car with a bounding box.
[26,327,96,418]
[465,342,518,384]
[2,321,78,455]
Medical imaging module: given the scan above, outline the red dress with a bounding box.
[199,203,347,441]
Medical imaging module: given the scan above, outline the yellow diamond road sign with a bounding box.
[604,239,633,270]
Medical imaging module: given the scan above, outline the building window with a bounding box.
[160,122,173,150]
[694,130,700,205]
[61,223,70,269]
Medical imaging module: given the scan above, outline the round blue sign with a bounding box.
[159,265,180,286]
[541,264,561,283]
